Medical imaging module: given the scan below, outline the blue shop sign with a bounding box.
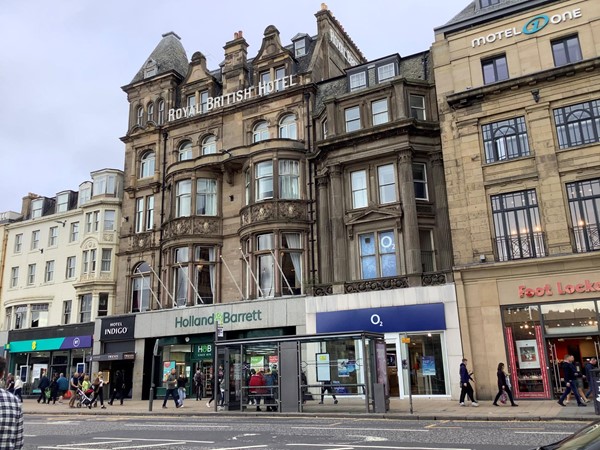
[316,303,446,334]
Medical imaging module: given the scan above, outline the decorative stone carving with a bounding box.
[312,284,333,296]
[344,276,409,293]
[132,232,153,251]
[240,201,308,227]
[163,217,221,239]
[421,272,447,286]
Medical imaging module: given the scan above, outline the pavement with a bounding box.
[22,395,600,422]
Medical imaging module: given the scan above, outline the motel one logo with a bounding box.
[175,309,263,328]
[472,8,582,47]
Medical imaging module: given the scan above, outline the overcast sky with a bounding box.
[0,0,463,213]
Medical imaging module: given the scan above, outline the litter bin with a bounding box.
[590,368,600,415]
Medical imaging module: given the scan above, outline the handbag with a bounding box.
[500,391,508,404]
[44,388,51,400]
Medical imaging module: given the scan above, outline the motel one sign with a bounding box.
[472,8,582,47]
[168,75,297,122]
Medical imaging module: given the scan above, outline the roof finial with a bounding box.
[321,3,328,10]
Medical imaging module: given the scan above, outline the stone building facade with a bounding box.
[0,169,123,390]
[117,5,461,401]
[433,0,600,400]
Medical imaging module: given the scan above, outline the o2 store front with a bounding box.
[130,297,306,400]
[305,284,463,400]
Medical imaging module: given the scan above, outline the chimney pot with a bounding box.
[234,32,239,39]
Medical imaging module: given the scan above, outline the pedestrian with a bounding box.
[249,369,266,411]
[177,371,188,407]
[206,372,221,409]
[91,373,106,409]
[13,376,23,403]
[584,357,598,400]
[37,370,50,404]
[6,374,15,394]
[558,354,586,407]
[194,368,204,400]
[68,372,80,408]
[0,356,24,449]
[459,358,478,407]
[49,373,59,405]
[492,362,517,407]
[162,368,182,409]
[570,362,588,403]
[57,373,69,403]
[319,381,338,405]
[108,370,126,406]
[81,374,92,394]
[300,371,308,404]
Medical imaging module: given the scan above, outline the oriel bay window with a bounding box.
[359,230,398,279]
[255,162,274,201]
[79,293,92,322]
[567,178,600,253]
[172,246,217,306]
[196,179,217,215]
[131,262,151,313]
[279,160,299,199]
[245,232,304,298]
[249,160,301,203]
[492,189,546,261]
[176,180,192,217]
[30,304,48,328]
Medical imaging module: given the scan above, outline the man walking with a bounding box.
[558,354,586,407]
[68,372,80,408]
[194,368,204,400]
[0,356,23,449]
[459,358,478,407]
[162,368,182,409]
[37,370,50,404]
[584,357,598,400]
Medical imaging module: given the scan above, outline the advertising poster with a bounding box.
[515,339,540,369]
[337,359,356,378]
[250,356,264,371]
[316,353,331,382]
[163,361,175,383]
[268,355,279,371]
[422,356,436,376]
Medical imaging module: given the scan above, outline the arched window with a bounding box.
[140,151,155,179]
[253,121,269,143]
[131,262,151,313]
[278,114,297,139]
[157,100,165,125]
[202,135,217,155]
[178,141,193,161]
[136,106,144,126]
[147,103,154,123]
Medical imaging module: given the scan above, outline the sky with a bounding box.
[0,0,464,213]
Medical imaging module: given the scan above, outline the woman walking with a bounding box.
[493,362,518,407]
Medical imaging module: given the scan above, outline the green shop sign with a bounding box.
[175,309,263,329]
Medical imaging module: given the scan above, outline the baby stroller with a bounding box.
[76,387,94,409]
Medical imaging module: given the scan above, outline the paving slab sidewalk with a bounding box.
[21,396,600,422]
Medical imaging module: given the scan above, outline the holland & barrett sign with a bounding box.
[175,310,263,328]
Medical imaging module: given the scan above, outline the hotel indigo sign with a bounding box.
[472,8,582,47]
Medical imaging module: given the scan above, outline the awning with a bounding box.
[87,352,135,362]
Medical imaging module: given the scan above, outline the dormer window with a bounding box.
[93,173,117,196]
[79,183,92,206]
[56,193,69,213]
[480,0,500,7]
[31,199,43,219]
[349,72,367,92]
[144,58,158,78]
[377,62,396,82]
[294,38,306,57]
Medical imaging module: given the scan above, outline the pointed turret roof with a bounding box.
[130,31,189,84]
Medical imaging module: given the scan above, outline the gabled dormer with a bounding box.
[291,33,311,58]
[252,25,295,88]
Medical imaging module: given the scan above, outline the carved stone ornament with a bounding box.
[164,217,221,239]
[344,276,409,294]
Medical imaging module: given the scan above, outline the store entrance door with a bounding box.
[547,336,600,399]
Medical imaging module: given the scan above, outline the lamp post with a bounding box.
[148,339,159,411]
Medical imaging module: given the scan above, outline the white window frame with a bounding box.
[48,226,58,247]
[413,163,429,201]
[66,256,76,279]
[140,151,155,178]
[104,210,115,231]
[294,39,306,57]
[253,121,269,143]
[176,180,192,218]
[372,99,389,125]
[14,234,22,253]
[378,164,397,204]
[202,135,217,155]
[101,249,112,272]
[31,230,40,250]
[10,267,18,288]
[351,170,368,209]
[377,63,396,82]
[27,264,36,285]
[409,94,427,120]
[44,260,55,283]
[255,161,274,201]
[278,115,297,139]
[56,193,69,213]
[178,141,193,161]
[345,106,361,132]
[31,199,43,218]
[196,179,217,216]
[349,72,367,91]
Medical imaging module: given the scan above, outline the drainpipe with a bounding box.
[304,90,317,286]
[157,131,168,307]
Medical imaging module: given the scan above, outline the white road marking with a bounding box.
[514,431,573,435]
[124,423,230,428]
[291,427,430,432]
[94,437,214,443]
[212,446,268,450]
[287,445,471,450]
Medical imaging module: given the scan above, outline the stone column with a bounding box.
[329,164,348,282]
[430,151,453,271]
[316,176,332,283]
[398,149,422,275]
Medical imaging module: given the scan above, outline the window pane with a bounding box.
[378,164,397,203]
[372,99,389,125]
[351,170,368,208]
[345,107,361,132]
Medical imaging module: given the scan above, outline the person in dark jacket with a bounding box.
[459,358,478,406]
[492,362,517,406]
[108,370,126,406]
[49,373,59,405]
[37,370,50,404]
[558,354,586,407]
[584,357,598,400]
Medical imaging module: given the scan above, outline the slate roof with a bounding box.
[437,0,559,34]
[130,32,189,84]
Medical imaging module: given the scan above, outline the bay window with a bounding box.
[359,230,398,279]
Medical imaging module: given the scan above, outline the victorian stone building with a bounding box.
[433,0,600,400]
[117,5,460,401]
